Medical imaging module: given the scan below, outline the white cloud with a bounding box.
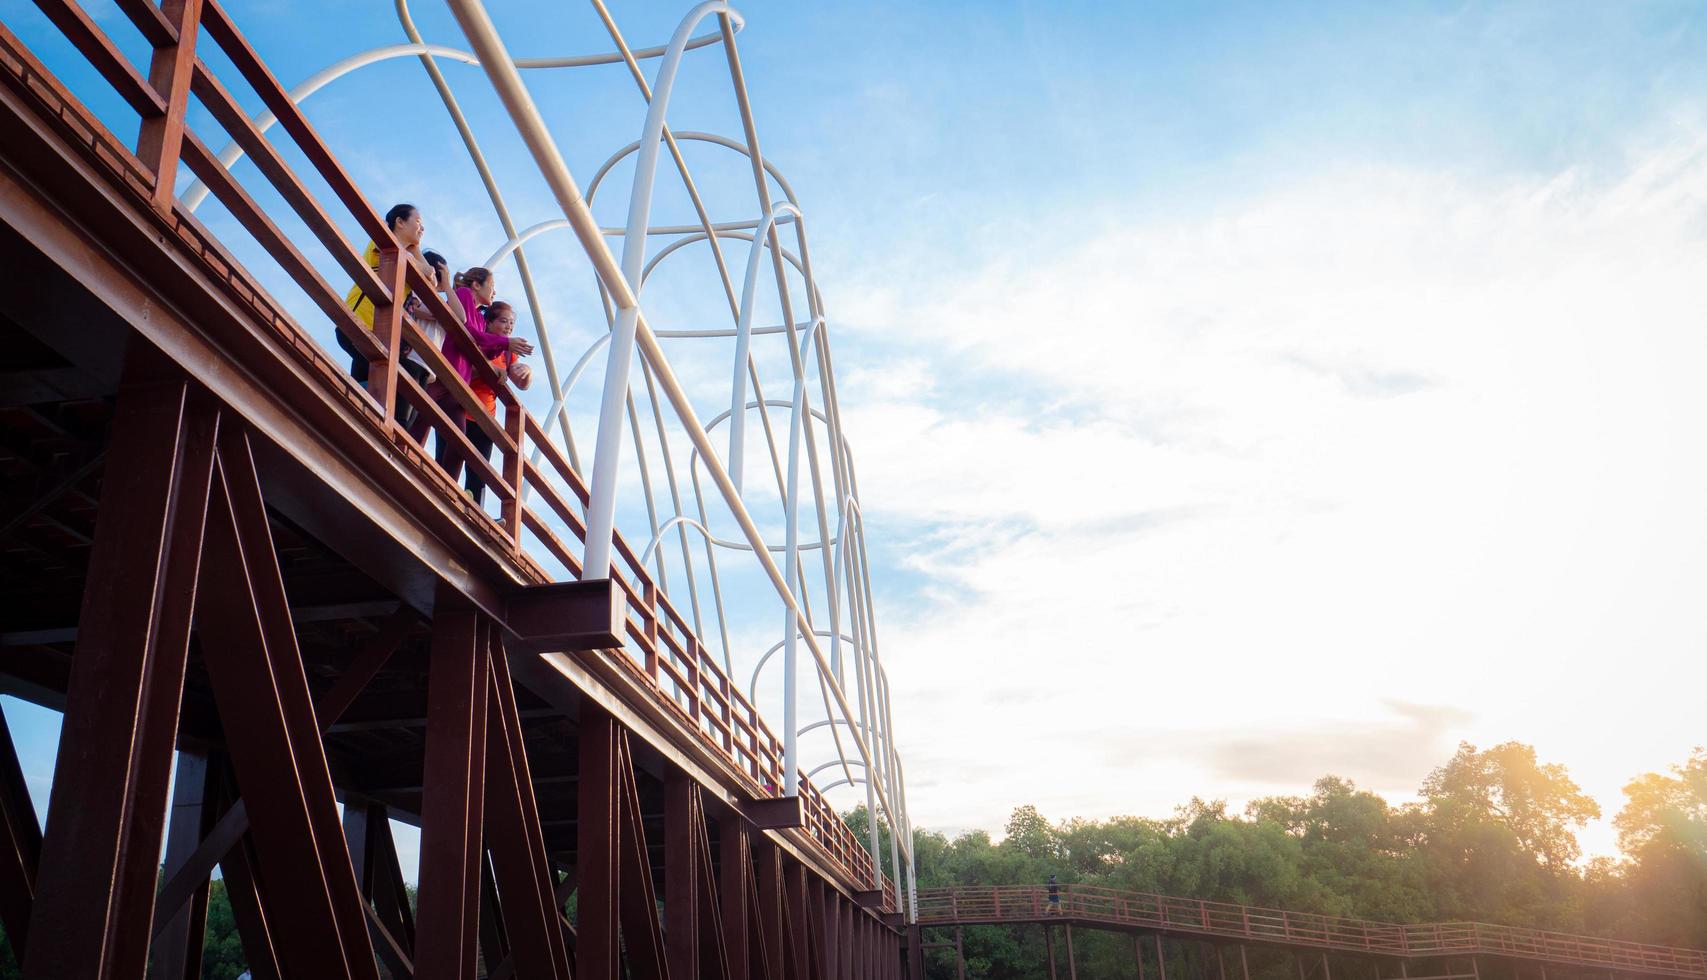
[829,137,1707,853]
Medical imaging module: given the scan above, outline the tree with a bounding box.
[1421,741,1600,869]
[1598,749,1707,947]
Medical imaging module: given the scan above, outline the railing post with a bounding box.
[715,646,733,750]
[502,398,523,546]
[642,581,659,677]
[365,246,405,429]
[136,0,203,207]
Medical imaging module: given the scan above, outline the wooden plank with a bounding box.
[178,130,382,362]
[194,0,390,243]
[28,0,166,118]
[396,368,512,503]
[113,0,178,48]
[185,61,388,307]
[134,0,201,206]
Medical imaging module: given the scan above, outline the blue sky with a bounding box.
[7,0,1707,869]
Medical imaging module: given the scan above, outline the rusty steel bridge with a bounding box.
[0,1,1704,979]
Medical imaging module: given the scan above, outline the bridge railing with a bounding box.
[916,886,1707,978]
[0,0,894,910]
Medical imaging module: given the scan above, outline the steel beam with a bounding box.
[503,578,626,653]
[756,837,787,980]
[483,640,572,980]
[719,807,753,980]
[218,829,283,980]
[579,705,671,980]
[196,428,380,979]
[344,800,417,978]
[416,604,489,980]
[23,369,216,980]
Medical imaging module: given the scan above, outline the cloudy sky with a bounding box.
[9,0,1707,865]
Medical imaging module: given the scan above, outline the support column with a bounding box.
[218,830,282,980]
[666,770,703,980]
[1045,924,1056,980]
[23,373,216,980]
[344,800,417,977]
[662,768,729,980]
[483,644,572,980]
[756,837,786,980]
[576,706,668,980]
[719,813,751,980]
[194,427,380,979]
[905,924,924,980]
[784,861,810,980]
[416,604,490,980]
[821,886,841,980]
[1065,923,1078,980]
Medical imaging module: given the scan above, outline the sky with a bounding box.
[7,0,1707,868]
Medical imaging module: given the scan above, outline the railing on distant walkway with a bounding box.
[916,885,1707,979]
[0,0,892,911]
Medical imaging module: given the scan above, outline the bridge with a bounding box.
[0,0,909,977]
[911,886,1707,980]
[0,2,1703,980]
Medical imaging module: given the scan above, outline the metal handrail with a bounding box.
[915,885,1707,978]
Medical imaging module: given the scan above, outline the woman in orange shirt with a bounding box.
[464,300,532,504]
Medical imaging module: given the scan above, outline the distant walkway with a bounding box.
[915,884,1707,980]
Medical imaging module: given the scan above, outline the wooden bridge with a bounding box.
[911,885,1707,980]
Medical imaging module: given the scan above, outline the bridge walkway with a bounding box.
[911,885,1707,980]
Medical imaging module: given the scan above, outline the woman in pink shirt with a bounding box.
[407,266,533,488]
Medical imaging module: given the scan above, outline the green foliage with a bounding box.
[200,880,248,979]
[4,741,1682,980]
[880,744,1707,980]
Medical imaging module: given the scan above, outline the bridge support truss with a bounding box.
[0,352,904,978]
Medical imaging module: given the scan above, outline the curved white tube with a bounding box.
[179,30,738,213]
[584,0,744,580]
[730,203,803,497]
[444,0,911,867]
[637,514,834,567]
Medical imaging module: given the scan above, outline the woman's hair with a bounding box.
[422,249,448,272]
[484,300,514,321]
[455,266,493,289]
[384,202,418,231]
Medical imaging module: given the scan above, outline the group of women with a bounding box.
[336,202,536,507]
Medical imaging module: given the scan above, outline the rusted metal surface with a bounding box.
[917,885,1707,980]
[21,369,215,980]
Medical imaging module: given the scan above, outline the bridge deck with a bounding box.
[916,885,1707,980]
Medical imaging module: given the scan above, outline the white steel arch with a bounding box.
[194,0,916,917]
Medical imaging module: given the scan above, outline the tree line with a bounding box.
[0,741,1697,978]
[847,742,1707,979]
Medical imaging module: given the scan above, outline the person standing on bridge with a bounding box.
[408,266,533,491]
[463,300,532,505]
[1048,873,1060,914]
[340,203,429,387]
